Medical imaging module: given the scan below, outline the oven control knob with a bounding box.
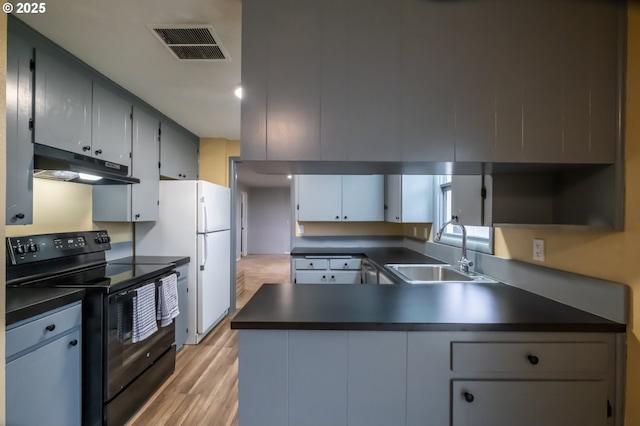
[15,245,25,255]
[27,243,38,253]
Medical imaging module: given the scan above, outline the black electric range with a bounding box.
[6,230,177,426]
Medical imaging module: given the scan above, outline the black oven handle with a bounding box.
[109,270,179,304]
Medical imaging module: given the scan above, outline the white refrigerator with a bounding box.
[135,180,231,344]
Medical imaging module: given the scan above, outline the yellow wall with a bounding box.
[0,12,7,424]
[199,138,240,187]
[5,180,133,243]
[494,5,640,422]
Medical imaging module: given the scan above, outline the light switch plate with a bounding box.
[533,238,545,261]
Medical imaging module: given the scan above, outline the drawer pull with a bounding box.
[464,392,475,403]
[309,263,313,267]
[344,263,348,268]
[69,339,78,347]
[45,324,56,332]
[527,354,540,365]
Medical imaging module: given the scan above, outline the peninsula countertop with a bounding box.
[230,283,623,332]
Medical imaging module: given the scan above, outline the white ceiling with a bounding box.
[18,0,242,140]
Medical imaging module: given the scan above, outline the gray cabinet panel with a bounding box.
[34,49,92,155]
[6,30,33,225]
[347,331,407,426]
[320,0,349,161]
[238,330,288,426]
[451,175,488,226]
[453,1,497,162]
[175,264,189,350]
[161,121,198,180]
[131,107,160,221]
[400,0,455,162]
[266,0,321,160]
[385,175,402,223]
[588,1,618,163]
[288,331,348,426]
[346,0,401,161]
[342,175,384,221]
[92,82,132,167]
[451,380,607,426]
[521,1,564,163]
[240,0,268,160]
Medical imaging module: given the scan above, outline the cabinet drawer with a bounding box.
[451,342,609,374]
[294,258,329,270]
[295,270,361,284]
[7,302,82,359]
[329,258,362,270]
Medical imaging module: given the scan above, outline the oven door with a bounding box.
[106,282,175,401]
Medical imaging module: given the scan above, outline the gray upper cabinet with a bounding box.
[160,121,199,180]
[400,0,455,162]
[6,30,34,225]
[385,175,434,223]
[241,0,620,165]
[34,49,92,155]
[93,107,160,222]
[91,83,132,168]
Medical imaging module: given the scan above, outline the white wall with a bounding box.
[248,187,291,254]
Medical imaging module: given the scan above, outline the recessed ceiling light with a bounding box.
[287,175,292,179]
[234,86,243,99]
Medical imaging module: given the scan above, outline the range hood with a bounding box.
[34,144,140,185]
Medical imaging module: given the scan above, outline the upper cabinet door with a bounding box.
[346,0,401,161]
[131,107,160,222]
[160,122,199,180]
[92,83,132,168]
[342,175,384,221]
[296,175,342,221]
[34,49,92,155]
[266,0,321,161]
[6,31,34,225]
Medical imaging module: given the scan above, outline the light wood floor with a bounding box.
[128,254,291,426]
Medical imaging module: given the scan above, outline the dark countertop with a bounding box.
[231,283,624,332]
[7,287,85,326]
[233,247,624,333]
[291,246,445,267]
[108,255,190,267]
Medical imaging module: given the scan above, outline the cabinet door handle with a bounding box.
[135,214,141,219]
[344,216,348,220]
[82,146,91,152]
[335,216,340,220]
[69,339,78,347]
[15,213,25,219]
[464,392,475,403]
[527,354,539,365]
[45,324,56,332]
[94,149,102,155]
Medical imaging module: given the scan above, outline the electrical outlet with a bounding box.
[298,224,304,234]
[413,226,418,237]
[533,239,545,261]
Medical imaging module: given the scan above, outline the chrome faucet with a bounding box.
[434,216,473,274]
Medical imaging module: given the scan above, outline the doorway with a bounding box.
[240,191,248,258]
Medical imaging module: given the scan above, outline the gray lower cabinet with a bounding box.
[93,106,160,222]
[34,48,92,155]
[238,330,621,426]
[175,264,189,350]
[160,121,199,180]
[6,29,33,225]
[292,256,362,284]
[451,380,607,426]
[6,301,82,426]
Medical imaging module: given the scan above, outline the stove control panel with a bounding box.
[7,230,112,265]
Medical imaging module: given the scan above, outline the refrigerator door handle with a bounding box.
[200,233,208,271]
[200,196,209,233]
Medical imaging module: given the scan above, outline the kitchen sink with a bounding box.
[384,264,498,284]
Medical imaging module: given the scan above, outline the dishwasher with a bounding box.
[362,260,378,284]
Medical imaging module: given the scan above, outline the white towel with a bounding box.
[157,273,179,327]
[132,283,158,343]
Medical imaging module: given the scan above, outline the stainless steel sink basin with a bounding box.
[384,264,498,284]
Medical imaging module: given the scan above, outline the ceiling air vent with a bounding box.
[147,24,230,61]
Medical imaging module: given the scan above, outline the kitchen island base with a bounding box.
[238,330,623,426]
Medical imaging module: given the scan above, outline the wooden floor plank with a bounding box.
[126,254,290,425]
